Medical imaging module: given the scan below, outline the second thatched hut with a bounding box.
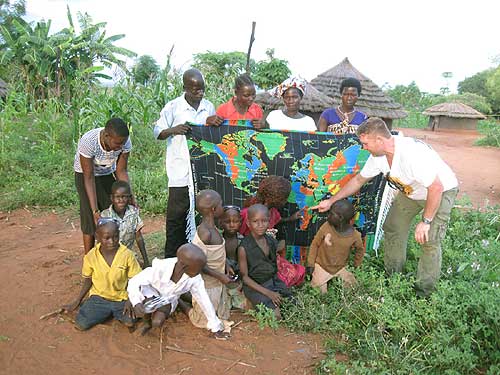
[423,102,486,131]
[311,57,407,129]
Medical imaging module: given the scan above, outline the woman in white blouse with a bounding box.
[265,77,317,132]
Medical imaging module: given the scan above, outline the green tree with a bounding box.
[253,48,291,89]
[132,55,160,85]
[457,69,493,96]
[485,66,500,114]
[0,6,136,104]
[193,51,251,78]
[385,81,437,110]
[192,51,255,105]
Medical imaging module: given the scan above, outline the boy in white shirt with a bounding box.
[313,117,458,297]
[153,69,223,258]
[127,243,228,338]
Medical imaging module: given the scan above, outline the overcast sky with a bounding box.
[26,0,499,94]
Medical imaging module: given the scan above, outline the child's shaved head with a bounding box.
[177,243,207,277]
[247,203,269,219]
[196,189,222,214]
[331,199,355,221]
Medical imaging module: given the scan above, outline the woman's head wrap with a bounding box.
[270,76,307,98]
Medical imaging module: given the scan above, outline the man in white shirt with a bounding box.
[313,117,458,297]
[153,69,223,258]
[127,243,227,337]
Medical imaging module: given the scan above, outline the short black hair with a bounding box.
[235,73,255,90]
[340,77,362,96]
[247,203,269,219]
[183,68,204,85]
[331,199,356,221]
[105,118,129,138]
[111,180,131,194]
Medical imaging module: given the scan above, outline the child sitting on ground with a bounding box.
[307,199,365,293]
[62,218,142,330]
[183,190,235,329]
[238,204,292,319]
[101,180,150,267]
[239,175,305,287]
[127,243,228,339]
[220,205,246,310]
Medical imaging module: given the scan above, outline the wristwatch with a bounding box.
[422,217,432,225]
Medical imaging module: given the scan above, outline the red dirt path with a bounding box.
[396,128,500,208]
[0,128,498,374]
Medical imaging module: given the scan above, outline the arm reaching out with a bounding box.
[311,174,370,212]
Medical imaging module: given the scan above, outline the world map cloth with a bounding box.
[187,123,385,263]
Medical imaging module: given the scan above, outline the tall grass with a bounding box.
[0,73,185,212]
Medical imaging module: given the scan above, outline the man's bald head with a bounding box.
[183,68,204,86]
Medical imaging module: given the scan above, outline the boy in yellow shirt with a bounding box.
[62,218,142,330]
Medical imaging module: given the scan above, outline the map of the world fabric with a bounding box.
[187,122,385,264]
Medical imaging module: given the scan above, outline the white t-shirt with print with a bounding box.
[73,128,132,176]
[153,95,215,187]
[360,136,458,201]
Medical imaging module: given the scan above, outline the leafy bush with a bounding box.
[476,119,500,147]
[281,207,500,374]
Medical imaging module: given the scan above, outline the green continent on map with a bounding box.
[189,130,287,194]
[254,132,288,160]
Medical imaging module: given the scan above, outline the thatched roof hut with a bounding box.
[311,57,407,128]
[255,81,335,123]
[0,78,7,98]
[423,102,486,131]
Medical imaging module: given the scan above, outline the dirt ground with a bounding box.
[0,128,498,375]
[398,128,500,208]
[0,210,324,375]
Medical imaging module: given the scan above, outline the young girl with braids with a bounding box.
[239,175,305,287]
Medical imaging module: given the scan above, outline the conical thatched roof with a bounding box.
[0,78,7,98]
[423,102,486,119]
[255,81,335,113]
[311,57,407,119]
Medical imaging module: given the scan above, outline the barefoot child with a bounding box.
[238,204,292,320]
[127,243,227,338]
[186,190,234,328]
[101,180,150,267]
[221,205,246,310]
[307,199,365,293]
[239,176,305,287]
[62,218,141,330]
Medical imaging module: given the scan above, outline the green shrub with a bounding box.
[476,119,500,147]
[281,207,500,374]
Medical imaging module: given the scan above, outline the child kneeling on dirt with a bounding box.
[238,204,292,320]
[307,199,365,293]
[127,243,229,339]
[62,218,142,330]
